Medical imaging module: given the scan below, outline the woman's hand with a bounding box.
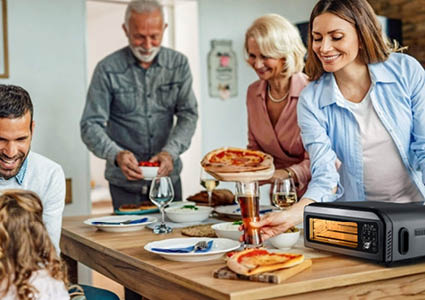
[250,198,314,240]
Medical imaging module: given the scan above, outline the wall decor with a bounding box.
[0,0,8,78]
[207,39,237,100]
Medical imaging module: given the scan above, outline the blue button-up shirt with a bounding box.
[297,53,425,202]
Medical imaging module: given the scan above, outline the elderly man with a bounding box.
[0,84,65,255]
[80,0,198,213]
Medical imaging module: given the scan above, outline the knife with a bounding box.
[92,217,148,225]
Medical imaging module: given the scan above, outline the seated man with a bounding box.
[0,84,65,255]
[0,84,119,300]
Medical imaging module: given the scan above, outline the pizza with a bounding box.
[201,147,273,173]
[118,203,157,212]
[226,248,304,276]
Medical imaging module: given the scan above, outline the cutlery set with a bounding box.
[91,217,148,225]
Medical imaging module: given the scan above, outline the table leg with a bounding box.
[61,253,78,284]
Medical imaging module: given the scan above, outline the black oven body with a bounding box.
[304,201,425,264]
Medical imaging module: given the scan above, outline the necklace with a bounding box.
[267,84,289,103]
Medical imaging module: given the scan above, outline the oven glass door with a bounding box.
[309,218,359,248]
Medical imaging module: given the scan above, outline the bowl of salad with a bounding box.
[211,221,243,240]
[165,205,213,223]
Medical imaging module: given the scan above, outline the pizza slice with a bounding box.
[227,248,304,276]
[201,147,273,173]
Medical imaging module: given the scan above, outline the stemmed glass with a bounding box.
[149,176,174,234]
[271,178,298,210]
[200,169,220,206]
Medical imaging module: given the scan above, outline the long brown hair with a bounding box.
[305,0,397,81]
[0,190,67,300]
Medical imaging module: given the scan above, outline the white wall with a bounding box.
[174,0,202,200]
[0,0,90,216]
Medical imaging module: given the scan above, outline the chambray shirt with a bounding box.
[0,152,65,255]
[297,53,425,202]
[80,46,198,189]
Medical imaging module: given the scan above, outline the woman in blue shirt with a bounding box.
[253,0,425,240]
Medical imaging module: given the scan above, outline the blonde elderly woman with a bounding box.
[245,14,311,198]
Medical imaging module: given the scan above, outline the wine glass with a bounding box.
[149,176,174,234]
[272,178,298,210]
[200,169,220,206]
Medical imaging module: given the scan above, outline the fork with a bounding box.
[192,240,209,252]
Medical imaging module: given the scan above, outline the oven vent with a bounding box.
[415,228,425,236]
[386,229,392,261]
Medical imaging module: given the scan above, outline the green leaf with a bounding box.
[180,205,198,210]
[232,220,242,225]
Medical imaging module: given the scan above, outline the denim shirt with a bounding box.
[80,46,198,188]
[297,53,425,202]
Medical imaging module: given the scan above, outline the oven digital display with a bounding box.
[309,218,358,248]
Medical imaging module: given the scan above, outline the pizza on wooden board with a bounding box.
[118,203,157,212]
[201,147,273,173]
[226,248,304,276]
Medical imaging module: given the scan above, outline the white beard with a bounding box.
[129,44,161,63]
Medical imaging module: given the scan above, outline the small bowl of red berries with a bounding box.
[139,161,160,180]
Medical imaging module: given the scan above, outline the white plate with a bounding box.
[144,237,241,262]
[214,204,276,217]
[84,215,157,232]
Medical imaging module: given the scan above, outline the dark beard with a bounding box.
[0,149,30,180]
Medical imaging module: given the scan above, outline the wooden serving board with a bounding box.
[213,259,312,284]
[207,165,275,182]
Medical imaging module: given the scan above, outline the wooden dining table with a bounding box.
[61,215,425,300]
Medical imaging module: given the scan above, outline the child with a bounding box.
[0,189,69,300]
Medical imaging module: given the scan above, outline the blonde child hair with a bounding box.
[0,189,68,300]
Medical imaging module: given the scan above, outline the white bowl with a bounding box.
[140,166,159,180]
[268,228,300,250]
[211,222,243,241]
[165,206,213,223]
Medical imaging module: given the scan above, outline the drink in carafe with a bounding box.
[272,192,297,209]
[235,181,262,247]
[238,194,262,246]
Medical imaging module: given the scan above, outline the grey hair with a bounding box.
[124,0,164,28]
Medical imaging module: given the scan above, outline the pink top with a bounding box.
[246,72,311,196]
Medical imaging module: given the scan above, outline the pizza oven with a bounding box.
[304,201,425,265]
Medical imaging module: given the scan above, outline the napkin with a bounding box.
[151,240,213,253]
[92,217,148,225]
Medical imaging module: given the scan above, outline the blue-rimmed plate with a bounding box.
[114,201,196,215]
[144,237,241,262]
[114,207,159,215]
[84,215,157,232]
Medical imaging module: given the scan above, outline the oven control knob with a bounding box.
[363,241,371,250]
